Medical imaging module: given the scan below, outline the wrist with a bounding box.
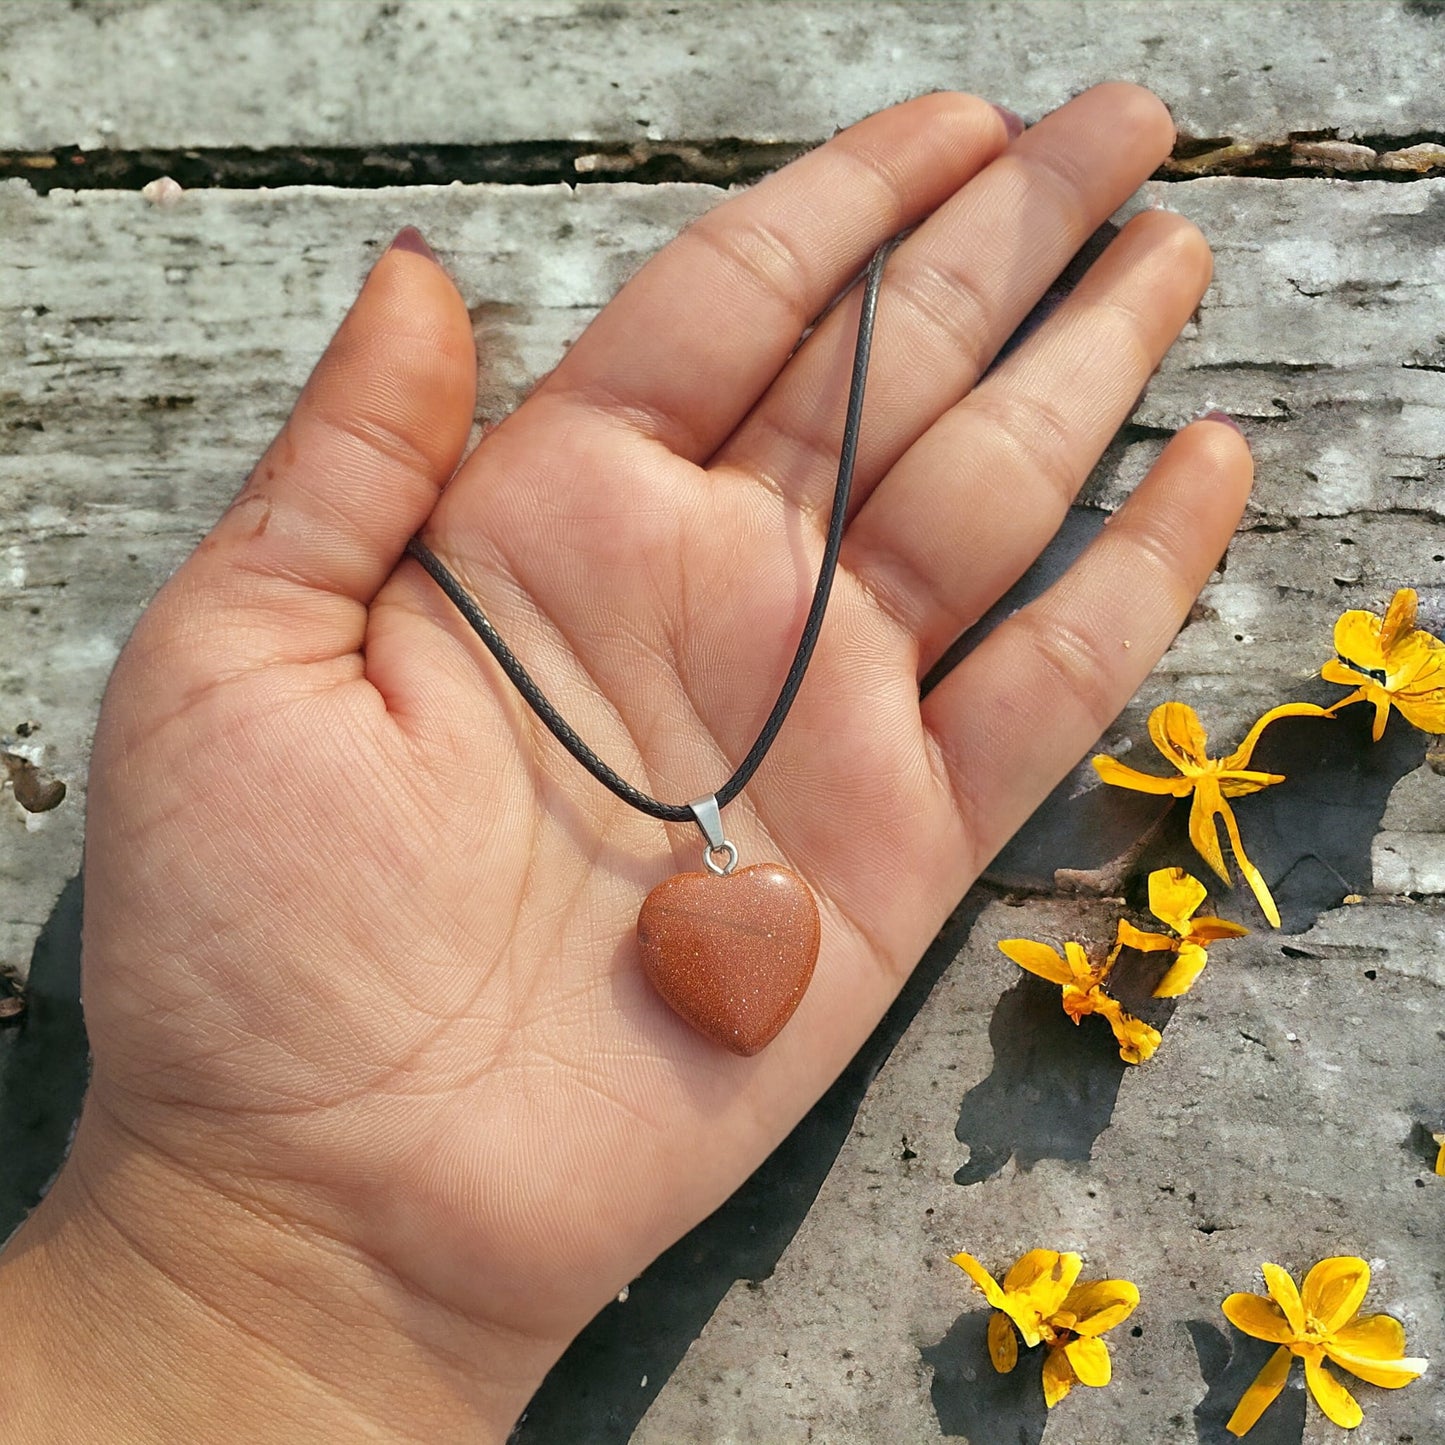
[0,1105,558,1443]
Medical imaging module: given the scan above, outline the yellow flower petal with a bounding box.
[1092,993,1162,1064]
[1221,1292,1296,1345]
[1218,769,1287,797]
[951,1252,1007,1311]
[998,939,1073,987]
[1147,866,1207,933]
[1223,703,1331,771]
[1387,624,1445,684]
[1369,692,1394,740]
[1115,919,1177,954]
[1326,1346,1429,1389]
[1062,941,1096,985]
[1060,983,1096,1023]
[1434,1130,1445,1176]
[1121,1019,1163,1064]
[1302,1256,1371,1333]
[1334,607,1390,673]
[1397,689,1445,735]
[1002,1248,1070,1293]
[1148,701,1210,770]
[1187,782,1233,885]
[1380,587,1419,652]
[1155,942,1209,998]
[1187,915,1250,943]
[1390,638,1445,732]
[1064,1336,1112,1388]
[1005,1250,1083,1322]
[1041,1347,1076,1408]
[1260,1264,1306,1335]
[1321,658,1368,689]
[1060,1279,1140,1336]
[988,1310,1019,1374]
[1092,754,1193,795]
[1225,1345,1293,1438]
[1331,1311,1406,1361]
[1304,1355,1364,1429]
[1327,592,1445,739]
[1218,798,1281,928]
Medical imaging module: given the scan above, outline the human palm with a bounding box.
[59,86,1250,1435]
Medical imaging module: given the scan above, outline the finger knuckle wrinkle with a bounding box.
[891,259,992,376]
[1077,294,1157,379]
[922,722,988,878]
[829,139,916,231]
[976,389,1078,510]
[1027,142,1094,215]
[1115,515,1192,606]
[318,403,445,481]
[689,213,814,325]
[1019,605,1118,734]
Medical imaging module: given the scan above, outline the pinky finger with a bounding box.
[921,417,1253,875]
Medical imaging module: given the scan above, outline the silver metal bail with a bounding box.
[688,794,739,876]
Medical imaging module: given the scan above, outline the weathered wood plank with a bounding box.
[2,0,1442,153]
[3,167,1444,1441]
[3,176,1443,977]
[635,895,1445,1444]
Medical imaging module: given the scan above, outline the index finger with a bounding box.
[534,92,1015,461]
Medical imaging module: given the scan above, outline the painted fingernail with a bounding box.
[994,104,1028,138]
[1201,410,1244,434]
[389,226,438,263]
[991,104,1025,140]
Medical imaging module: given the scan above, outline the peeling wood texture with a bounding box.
[2,4,1444,1442]
[4,0,1445,152]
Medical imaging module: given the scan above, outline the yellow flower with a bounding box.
[951,1249,1140,1408]
[1040,1276,1141,1407]
[1323,588,1445,740]
[1092,701,1329,928]
[952,1248,1083,1356]
[1433,1130,1445,1177]
[999,938,1161,1063]
[1115,867,1249,997]
[1222,1257,1428,1435]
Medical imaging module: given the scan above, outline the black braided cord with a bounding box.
[405,237,896,825]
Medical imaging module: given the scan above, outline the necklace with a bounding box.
[406,239,894,1055]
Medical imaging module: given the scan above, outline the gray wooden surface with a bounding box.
[3,1,1443,149]
[2,5,1442,1444]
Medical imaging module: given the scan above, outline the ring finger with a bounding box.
[844,206,1214,675]
[712,82,1177,520]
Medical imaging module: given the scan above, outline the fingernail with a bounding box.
[389,226,438,263]
[1201,410,1244,434]
[991,104,1025,140]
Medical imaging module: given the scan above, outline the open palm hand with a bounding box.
[27,85,1250,1440]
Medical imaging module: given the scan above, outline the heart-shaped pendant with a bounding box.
[637,862,820,1056]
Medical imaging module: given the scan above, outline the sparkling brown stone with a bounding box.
[636,863,820,1056]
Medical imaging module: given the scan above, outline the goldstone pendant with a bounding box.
[636,798,820,1056]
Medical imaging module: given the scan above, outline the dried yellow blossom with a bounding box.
[1115,866,1249,997]
[1223,1257,1428,1435]
[1092,702,1329,928]
[1323,588,1445,739]
[999,938,1161,1063]
[951,1249,1139,1409]
[952,1249,1082,1353]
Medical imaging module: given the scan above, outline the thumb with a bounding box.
[175,227,476,663]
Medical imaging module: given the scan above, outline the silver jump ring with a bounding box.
[704,840,739,877]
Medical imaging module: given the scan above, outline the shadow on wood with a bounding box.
[0,873,87,1243]
[920,1308,1049,1445]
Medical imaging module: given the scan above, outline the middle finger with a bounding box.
[711,82,1176,518]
